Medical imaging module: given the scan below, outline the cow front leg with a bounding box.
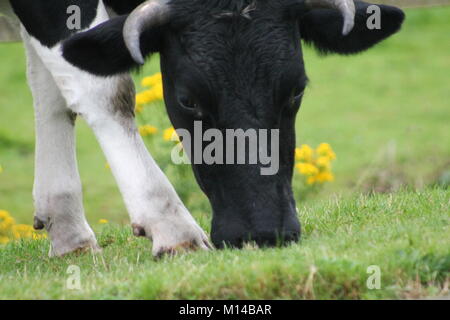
[23,25,210,257]
[23,37,99,256]
[80,76,210,257]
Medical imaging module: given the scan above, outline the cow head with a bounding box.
[63,0,404,248]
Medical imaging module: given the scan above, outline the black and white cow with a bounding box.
[1,0,404,255]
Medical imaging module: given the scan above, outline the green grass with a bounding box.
[0,7,449,299]
[0,189,448,299]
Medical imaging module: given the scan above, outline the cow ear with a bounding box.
[62,15,163,76]
[298,1,405,55]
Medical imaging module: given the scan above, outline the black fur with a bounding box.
[62,0,404,248]
[63,15,163,76]
[10,0,100,48]
[103,0,146,15]
[297,1,405,55]
[62,0,405,75]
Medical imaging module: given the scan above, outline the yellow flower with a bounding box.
[32,233,47,240]
[136,72,164,107]
[0,210,15,231]
[0,210,11,220]
[12,224,34,239]
[136,90,153,105]
[139,125,158,137]
[295,144,314,162]
[0,211,45,242]
[163,127,179,142]
[105,162,110,170]
[295,143,336,185]
[295,163,319,176]
[135,85,164,106]
[307,176,316,185]
[316,143,336,160]
[98,219,108,224]
[0,236,10,244]
[316,171,335,183]
[148,83,164,101]
[316,156,331,169]
[141,73,162,87]
[0,165,3,174]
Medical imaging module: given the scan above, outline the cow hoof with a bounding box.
[33,216,45,230]
[131,220,211,258]
[132,202,212,257]
[154,242,195,259]
[50,239,101,257]
[154,239,212,259]
[48,224,100,257]
[151,223,212,258]
[65,243,102,256]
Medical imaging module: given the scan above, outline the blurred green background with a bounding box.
[1,6,448,228]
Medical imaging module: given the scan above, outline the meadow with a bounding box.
[0,6,449,299]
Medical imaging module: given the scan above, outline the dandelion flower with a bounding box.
[149,83,164,101]
[139,125,158,137]
[12,224,34,239]
[163,127,179,142]
[307,176,316,185]
[295,144,314,162]
[98,219,108,224]
[0,236,10,244]
[295,163,319,176]
[316,156,331,169]
[316,171,335,182]
[32,233,47,240]
[0,210,15,231]
[317,143,336,160]
[136,90,153,105]
[141,73,162,88]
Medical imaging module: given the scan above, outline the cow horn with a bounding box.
[304,0,356,35]
[123,0,171,65]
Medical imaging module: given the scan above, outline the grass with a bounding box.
[0,7,449,299]
[0,189,448,299]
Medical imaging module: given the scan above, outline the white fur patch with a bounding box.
[19,0,209,255]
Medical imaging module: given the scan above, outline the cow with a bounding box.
[0,0,404,256]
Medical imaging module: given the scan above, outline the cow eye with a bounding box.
[178,95,203,117]
[179,96,197,109]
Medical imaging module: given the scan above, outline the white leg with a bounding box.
[23,34,99,256]
[21,2,210,256]
[85,96,210,256]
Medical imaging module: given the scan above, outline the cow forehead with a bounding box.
[170,0,299,65]
[172,17,302,97]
